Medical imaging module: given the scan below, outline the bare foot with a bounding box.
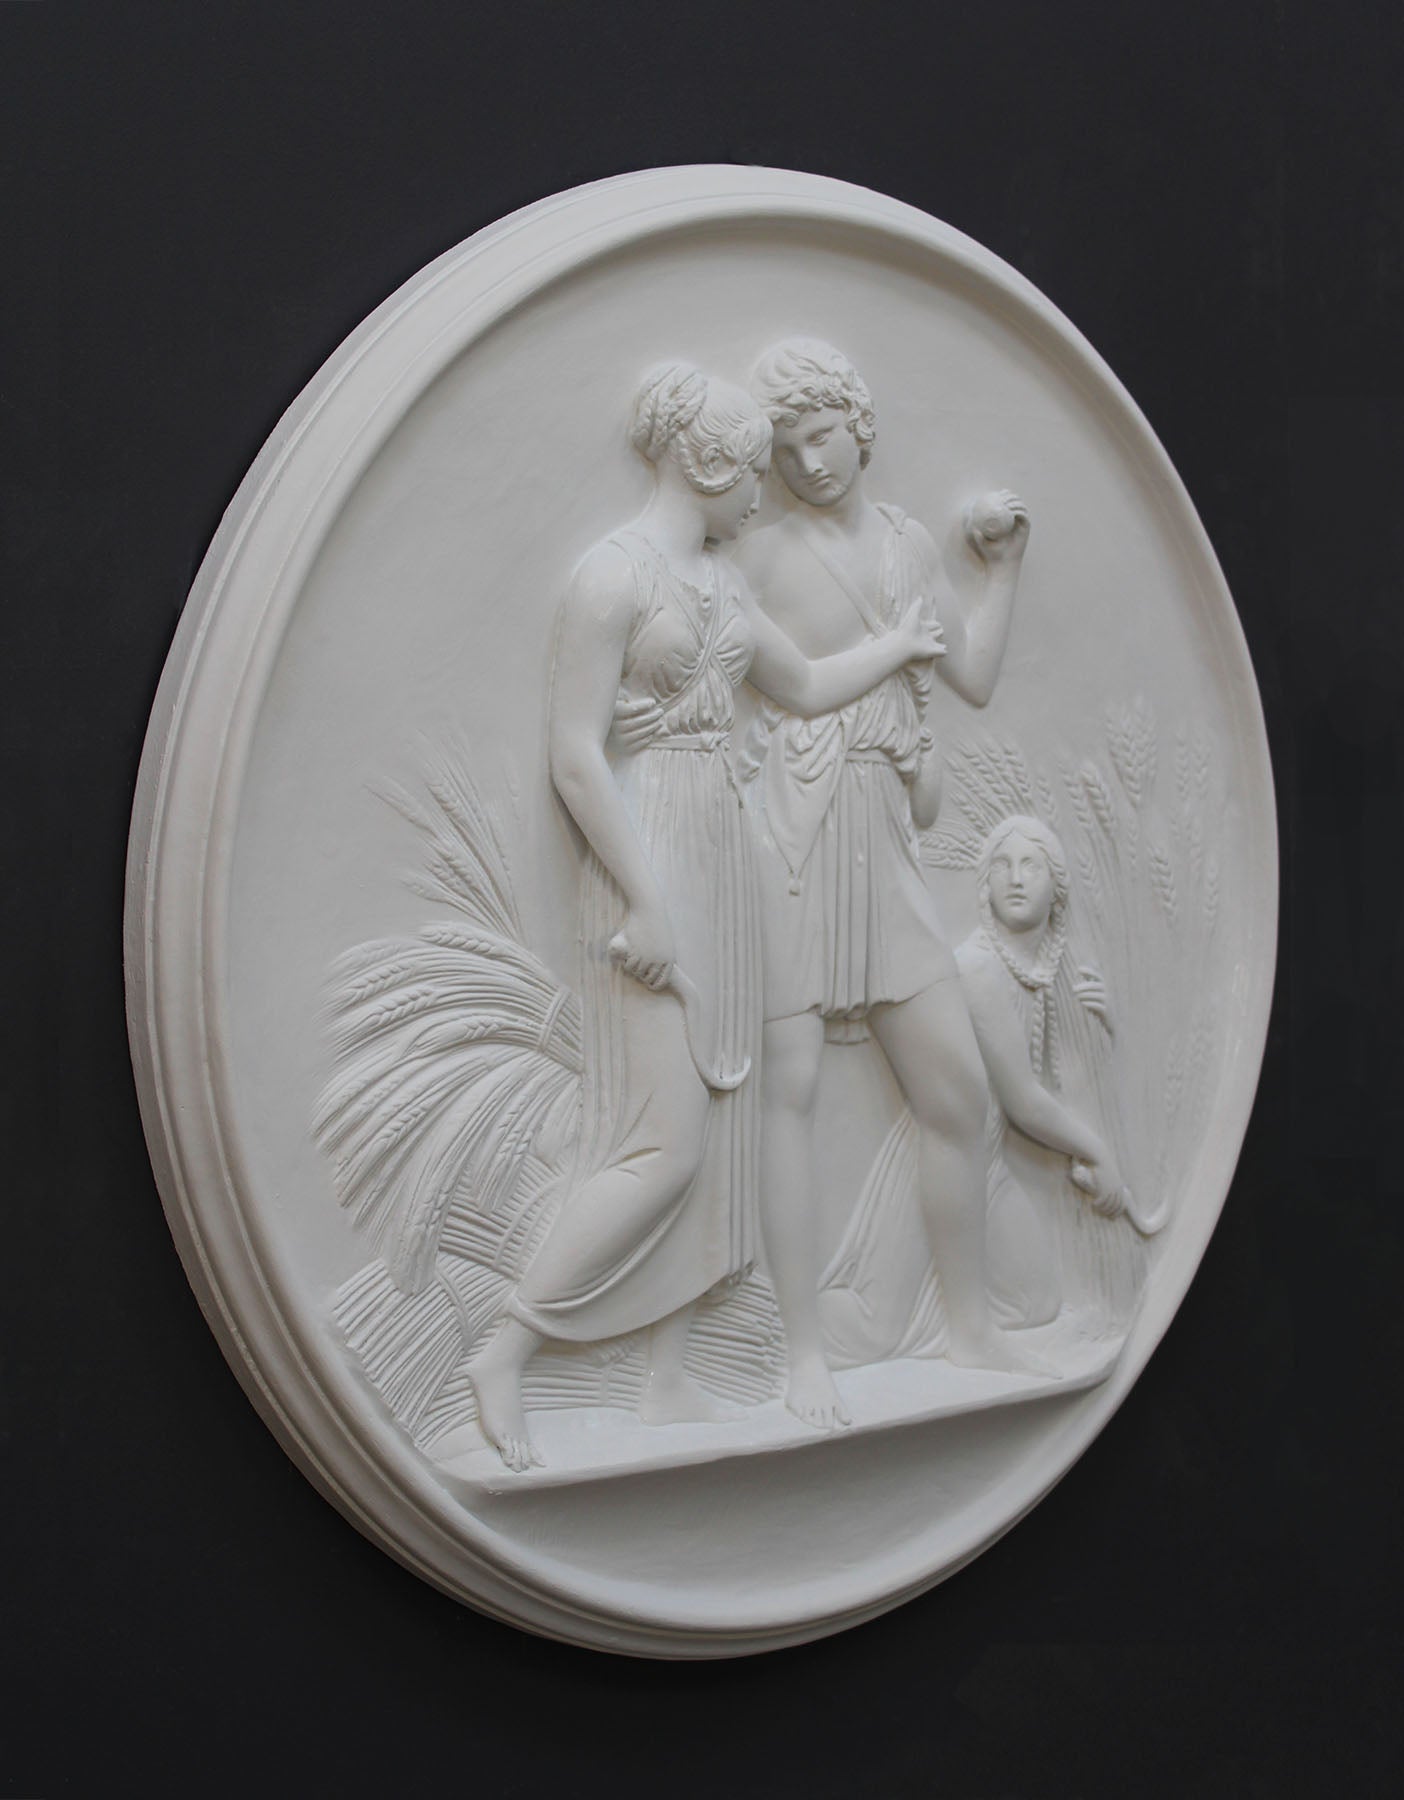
[784,1360,851,1431]
[466,1349,541,1472]
[946,1330,1062,1381]
[639,1370,742,1426]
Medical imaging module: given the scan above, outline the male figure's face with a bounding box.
[770,405,863,508]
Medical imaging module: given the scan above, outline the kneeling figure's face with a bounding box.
[988,831,1056,933]
[770,406,863,508]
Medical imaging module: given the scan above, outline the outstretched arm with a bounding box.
[548,549,673,990]
[934,491,1030,707]
[742,591,944,718]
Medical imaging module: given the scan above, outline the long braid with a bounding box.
[979,900,1068,1086]
[975,815,1072,1089]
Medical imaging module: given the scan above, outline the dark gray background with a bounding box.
[3,3,1400,1795]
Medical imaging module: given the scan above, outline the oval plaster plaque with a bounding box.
[126,166,1276,1656]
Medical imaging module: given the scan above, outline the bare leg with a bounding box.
[468,983,712,1469]
[760,1010,850,1428]
[870,979,1059,1378]
[465,1316,544,1472]
[640,1302,741,1424]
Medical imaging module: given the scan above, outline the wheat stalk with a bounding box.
[1063,758,1096,835]
[1185,809,1204,886]
[1075,839,1103,912]
[1203,852,1221,936]
[1035,771,1060,829]
[1106,696,1157,811]
[1192,725,1212,798]
[921,826,983,869]
[1081,761,1118,837]
[1175,727,1193,808]
[997,738,1036,807]
[1148,841,1178,924]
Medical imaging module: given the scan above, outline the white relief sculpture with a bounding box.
[318,752,789,1457]
[313,362,1229,1488]
[814,703,1227,1370]
[320,363,941,1473]
[924,708,1227,1241]
[129,166,1276,1651]
[732,339,1046,1427]
[958,818,1132,1324]
[820,808,1147,1367]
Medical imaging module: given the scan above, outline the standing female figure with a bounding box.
[468,364,941,1469]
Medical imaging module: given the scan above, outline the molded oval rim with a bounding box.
[125,164,1278,1657]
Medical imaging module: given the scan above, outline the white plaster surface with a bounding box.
[126,166,1276,1655]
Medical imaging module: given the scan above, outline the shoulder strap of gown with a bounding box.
[606,534,727,726]
[796,522,887,637]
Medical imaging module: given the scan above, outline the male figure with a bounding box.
[734,338,1037,1427]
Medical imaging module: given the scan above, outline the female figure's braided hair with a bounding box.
[629,362,771,495]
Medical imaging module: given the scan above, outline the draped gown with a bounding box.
[512,532,761,1344]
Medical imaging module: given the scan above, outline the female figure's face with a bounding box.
[701,451,770,542]
[770,405,863,507]
[988,830,1056,933]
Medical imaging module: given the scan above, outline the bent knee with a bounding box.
[764,1061,822,1117]
[627,1110,709,1202]
[762,1017,824,1115]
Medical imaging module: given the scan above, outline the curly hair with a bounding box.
[749,338,877,467]
[629,362,772,495]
